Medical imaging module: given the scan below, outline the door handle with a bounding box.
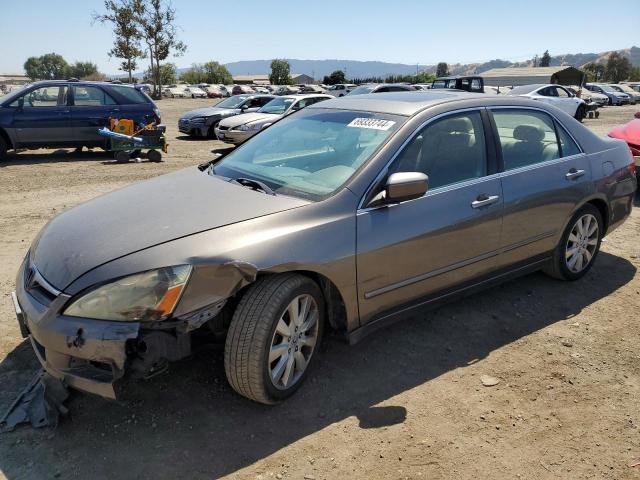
[471,194,500,209]
[565,168,585,180]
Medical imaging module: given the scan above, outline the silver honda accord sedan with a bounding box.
[12,91,636,404]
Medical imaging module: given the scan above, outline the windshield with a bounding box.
[216,95,249,108]
[431,80,446,89]
[212,109,404,200]
[600,85,616,93]
[507,85,538,95]
[258,97,295,114]
[348,85,376,96]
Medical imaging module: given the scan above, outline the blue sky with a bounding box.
[1,0,638,75]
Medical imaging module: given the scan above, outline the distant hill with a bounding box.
[223,59,419,79]
[115,46,639,80]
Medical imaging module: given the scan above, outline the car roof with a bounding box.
[29,79,137,89]
[308,91,475,115]
[307,90,559,116]
[280,94,333,100]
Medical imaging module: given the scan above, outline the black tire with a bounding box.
[0,136,8,161]
[575,104,586,122]
[114,151,130,163]
[543,204,603,281]
[224,274,324,404]
[147,149,162,163]
[207,121,219,139]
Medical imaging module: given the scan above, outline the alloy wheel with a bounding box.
[565,214,599,273]
[269,294,319,390]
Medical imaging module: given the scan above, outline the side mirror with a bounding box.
[380,172,428,205]
[240,104,248,110]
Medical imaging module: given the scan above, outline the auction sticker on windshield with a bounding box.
[347,118,396,130]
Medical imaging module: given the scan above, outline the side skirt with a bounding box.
[345,254,551,345]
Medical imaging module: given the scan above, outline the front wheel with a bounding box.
[207,121,219,139]
[543,204,603,281]
[224,274,324,404]
[575,104,586,122]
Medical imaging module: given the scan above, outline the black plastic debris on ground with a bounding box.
[0,369,69,432]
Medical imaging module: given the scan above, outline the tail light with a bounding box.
[628,148,637,176]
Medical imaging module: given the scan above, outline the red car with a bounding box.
[608,112,640,178]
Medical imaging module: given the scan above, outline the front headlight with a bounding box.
[190,117,207,124]
[237,123,263,132]
[64,265,192,322]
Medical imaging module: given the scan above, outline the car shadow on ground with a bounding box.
[0,252,636,479]
[0,149,113,167]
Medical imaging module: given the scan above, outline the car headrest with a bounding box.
[444,118,472,134]
[513,125,545,142]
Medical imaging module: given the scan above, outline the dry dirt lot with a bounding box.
[0,98,639,480]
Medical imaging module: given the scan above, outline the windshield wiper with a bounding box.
[229,177,276,196]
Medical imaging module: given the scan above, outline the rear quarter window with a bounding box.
[107,85,151,104]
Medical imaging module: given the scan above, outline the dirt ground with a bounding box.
[0,98,639,480]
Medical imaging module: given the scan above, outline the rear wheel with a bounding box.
[147,149,162,163]
[543,204,603,281]
[0,136,8,161]
[224,274,324,404]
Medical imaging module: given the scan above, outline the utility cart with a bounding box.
[99,119,168,163]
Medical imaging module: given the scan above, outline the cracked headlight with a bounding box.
[64,265,192,322]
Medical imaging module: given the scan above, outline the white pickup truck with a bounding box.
[325,84,357,97]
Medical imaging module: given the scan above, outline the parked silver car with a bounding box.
[13,92,636,405]
[178,94,275,138]
[215,94,332,144]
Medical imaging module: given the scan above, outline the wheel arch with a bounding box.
[252,270,349,334]
[0,126,14,150]
[582,197,609,235]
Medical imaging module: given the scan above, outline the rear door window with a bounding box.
[73,86,116,106]
[491,109,560,170]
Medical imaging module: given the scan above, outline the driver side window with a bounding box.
[10,85,69,108]
[390,111,487,190]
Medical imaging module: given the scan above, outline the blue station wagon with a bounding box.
[0,79,161,159]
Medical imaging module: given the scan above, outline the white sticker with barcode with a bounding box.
[346,118,395,130]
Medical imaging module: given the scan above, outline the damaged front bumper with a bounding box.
[13,284,138,400]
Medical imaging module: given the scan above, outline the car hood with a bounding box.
[31,167,309,290]
[220,112,282,128]
[181,107,237,119]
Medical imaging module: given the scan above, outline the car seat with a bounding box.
[502,125,546,170]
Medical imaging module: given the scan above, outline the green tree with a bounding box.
[605,51,632,82]
[93,0,145,84]
[144,62,176,85]
[540,50,551,67]
[138,0,187,98]
[323,70,346,85]
[629,66,640,82]
[180,64,205,84]
[269,59,291,85]
[202,61,232,84]
[436,62,449,77]
[68,61,100,79]
[23,53,69,80]
[583,62,606,82]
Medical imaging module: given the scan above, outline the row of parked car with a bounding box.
[179,79,637,140]
[163,83,330,99]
